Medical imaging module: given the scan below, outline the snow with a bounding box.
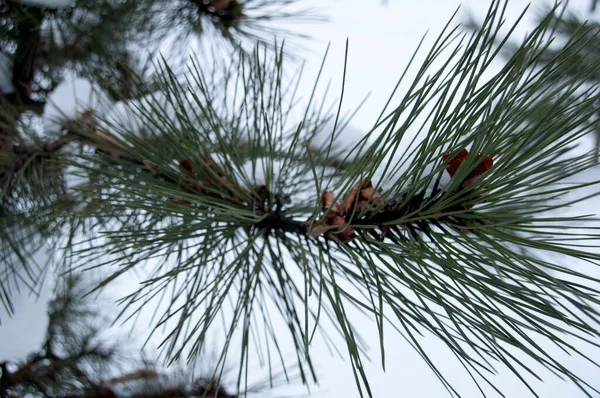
[240,158,288,186]
[0,52,14,95]
[64,157,92,196]
[18,0,74,8]
[99,92,176,140]
[43,77,112,135]
[309,118,367,161]
[0,248,53,362]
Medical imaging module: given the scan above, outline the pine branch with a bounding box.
[0,137,67,181]
[38,123,488,245]
[191,0,244,33]
[60,4,600,396]
[5,1,600,397]
[59,377,237,398]
[1,270,285,397]
[0,275,114,398]
[1,94,45,114]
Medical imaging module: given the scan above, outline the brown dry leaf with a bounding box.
[221,177,241,200]
[331,215,347,226]
[94,129,125,149]
[201,156,225,176]
[356,199,370,213]
[380,226,390,238]
[371,191,383,203]
[328,215,353,242]
[107,369,158,385]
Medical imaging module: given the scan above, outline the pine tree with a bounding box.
[470,0,600,164]
[1,274,291,397]
[532,1,600,164]
[0,0,319,314]
[2,0,600,397]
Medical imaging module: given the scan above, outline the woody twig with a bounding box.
[303,149,494,244]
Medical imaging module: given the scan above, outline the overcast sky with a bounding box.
[2,0,600,397]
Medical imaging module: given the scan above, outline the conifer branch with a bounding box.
[67,3,600,395]
[4,1,600,397]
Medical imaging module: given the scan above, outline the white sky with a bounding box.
[2,0,600,397]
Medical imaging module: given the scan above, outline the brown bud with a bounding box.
[180,159,193,172]
[309,223,328,238]
[341,178,370,216]
[356,199,370,213]
[442,148,469,177]
[95,129,125,152]
[321,191,336,211]
[331,215,347,227]
[141,160,155,173]
[211,0,235,12]
[336,226,355,243]
[359,186,375,200]
[461,155,493,188]
[169,197,192,206]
